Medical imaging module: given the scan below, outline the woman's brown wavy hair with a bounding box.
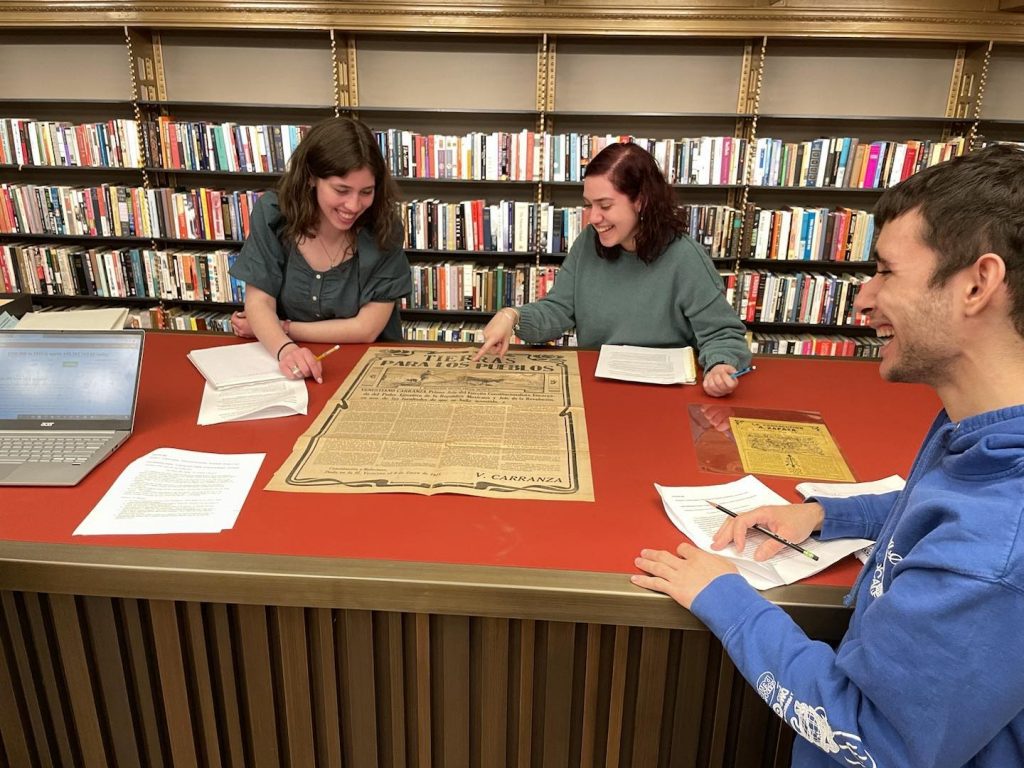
[584,142,685,264]
[276,116,401,248]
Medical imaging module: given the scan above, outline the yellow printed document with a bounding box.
[729,417,855,481]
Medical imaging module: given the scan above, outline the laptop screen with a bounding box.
[0,330,145,431]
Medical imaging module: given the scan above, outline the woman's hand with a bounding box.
[278,344,323,384]
[473,308,518,361]
[703,364,739,397]
[230,311,255,338]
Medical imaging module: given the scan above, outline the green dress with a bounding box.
[229,191,413,341]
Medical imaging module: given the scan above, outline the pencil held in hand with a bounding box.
[315,344,340,362]
[706,500,819,561]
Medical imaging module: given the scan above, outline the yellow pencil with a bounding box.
[315,344,341,361]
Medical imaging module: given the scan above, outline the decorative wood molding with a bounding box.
[2,3,1024,42]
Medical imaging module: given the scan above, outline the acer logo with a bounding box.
[40,422,54,427]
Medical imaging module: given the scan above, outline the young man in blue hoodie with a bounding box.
[632,143,1024,767]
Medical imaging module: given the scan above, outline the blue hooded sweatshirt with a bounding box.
[691,406,1024,767]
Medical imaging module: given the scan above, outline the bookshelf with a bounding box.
[2,6,1024,353]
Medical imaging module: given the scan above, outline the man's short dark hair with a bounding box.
[875,143,1024,336]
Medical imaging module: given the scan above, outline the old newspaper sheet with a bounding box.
[266,347,594,500]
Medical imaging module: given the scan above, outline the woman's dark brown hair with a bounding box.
[277,116,401,248]
[583,142,686,264]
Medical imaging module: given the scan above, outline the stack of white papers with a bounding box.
[197,380,308,425]
[74,448,264,535]
[189,342,308,425]
[595,344,696,385]
[655,475,873,590]
[16,307,128,330]
[0,311,17,329]
[188,341,287,389]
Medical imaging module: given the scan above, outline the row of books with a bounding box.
[371,130,752,185]
[400,319,577,348]
[682,204,743,260]
[0,183,266,241]
[0,118,971,193]
[546,134,749,186]
[1,242,246,303]
[749,136,967,189]
[0,118,144,169]
[403,262,560,312]
[401,199,585,255]
[0,181,880,278]
[126,304,233,333]
[747,205,875,262]
[373,129,542,182]
[147,117,311,174]
[729,270,871,327]
[749,332,883,358]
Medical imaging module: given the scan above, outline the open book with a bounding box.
[655,475,873,590]
[188,341,288,390]
[595,344,696,385]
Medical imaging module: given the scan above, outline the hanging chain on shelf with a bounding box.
[535,34,555,268]
[968,41,994,152]
[736,36,767,270]
[330,29,341,116]
[123,26,151,194]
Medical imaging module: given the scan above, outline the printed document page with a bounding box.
[197,379,308,425]
[74,448,264,535]
[595,344,696,385]
[655,475,873,590]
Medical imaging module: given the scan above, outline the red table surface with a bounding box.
[0,333,939,588]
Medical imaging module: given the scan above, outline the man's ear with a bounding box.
[963,252,1007,317]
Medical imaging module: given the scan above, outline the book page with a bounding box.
[655,475,873,589]
[595,344,695,385]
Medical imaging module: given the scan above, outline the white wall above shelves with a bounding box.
[553,39,745,115]
[760,40,957,119]
[0,30,132,101]
[356,35,538,112]
[160,30,334,107]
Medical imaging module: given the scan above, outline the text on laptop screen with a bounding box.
[0,332,143,421]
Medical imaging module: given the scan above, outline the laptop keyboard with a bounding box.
[0,435,109,464]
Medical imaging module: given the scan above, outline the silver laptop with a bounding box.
[0,329,145,486]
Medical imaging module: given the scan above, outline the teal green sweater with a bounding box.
[518,227,750,370]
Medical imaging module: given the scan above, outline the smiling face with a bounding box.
[313,166,376,234]
[582,172,641,251]
[855,209,960,386]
